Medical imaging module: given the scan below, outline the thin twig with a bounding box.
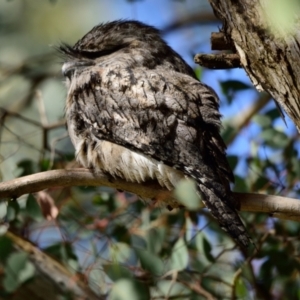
[180,280,216,300]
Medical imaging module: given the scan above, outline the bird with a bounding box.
[60,20,252,249]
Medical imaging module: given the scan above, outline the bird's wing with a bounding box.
[68,64,251,248]
[71,64,233,184]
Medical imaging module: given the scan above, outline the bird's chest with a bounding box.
[66,101,185,192]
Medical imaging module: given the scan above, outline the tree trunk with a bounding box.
[208,0,300,130]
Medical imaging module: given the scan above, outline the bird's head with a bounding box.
[60,20,195,83]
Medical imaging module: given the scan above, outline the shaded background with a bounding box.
[1,1,300,299]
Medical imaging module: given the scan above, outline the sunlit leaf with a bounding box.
[235,278,247,299]
[110,242,133,264]
[174,179,202,210]
[170,238,189,271]
[156,280,189,298]
[0,202,7,219]
[109,279,150,300]
[194,66,202,80]
[253,114,272,128]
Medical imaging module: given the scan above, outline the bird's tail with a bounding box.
[197,182,252,249]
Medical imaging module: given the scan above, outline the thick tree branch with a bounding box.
[1,169,300,221]
[0,168,175,203]
[5,230,101,300]
[207,0,300,131]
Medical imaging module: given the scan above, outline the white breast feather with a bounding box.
[73,136,184,191]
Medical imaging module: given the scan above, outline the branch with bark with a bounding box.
[1,168,300,222]
[200,0,300,131]
[5,230,101,300]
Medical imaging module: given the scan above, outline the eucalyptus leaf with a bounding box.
[174,179,201,210]
[109,279,150,300]
[103,264,132,281]
[170,238,189,271]
[3,252,35,293]
[135,248,164,276]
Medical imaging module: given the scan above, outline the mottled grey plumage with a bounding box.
[60,20,251,248]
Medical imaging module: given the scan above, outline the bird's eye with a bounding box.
[62,62,76,79]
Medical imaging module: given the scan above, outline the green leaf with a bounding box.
[202,237,215,263]
[265,107,281,121]
[3,252,35,293]
[253,176,269,191]
[253,114,272,128]
[45,243,77,270]
[220,80,251,93]
[39,159,51,171]
[232,175,249,193]
[194,67,202,80]
[135,248,164,276]
[6,200,20,222]
[26,194,43,221]
[131,235,147,249]
[103,264,132,281]
[110,242,132,263]
[222,125,238,145]
[146,227,166,254]
[0,236,13,262]
[220,80,251,103]
[235,278,247,299]
[260,128,289,148]
[0,225,8,235]
[170,238,189,271]
[195,232,215,263]
[156,280,189,298]
[174,179,202,210]
[227,155,238,171]
[111,225,131,244]
[109,279,150,300]
[16,159,37,176]
[0,202,7,219]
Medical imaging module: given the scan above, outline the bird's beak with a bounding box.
[62,61,94,79]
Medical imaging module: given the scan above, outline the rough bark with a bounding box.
[207,0,300,130]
